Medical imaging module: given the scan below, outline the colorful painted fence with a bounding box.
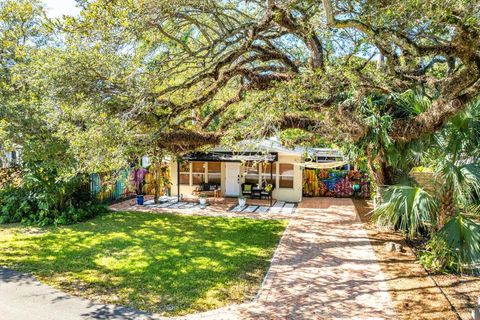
[89,169,134,203]
[302,168,371,198]
[88,164,171,203]
[143,163,172,196]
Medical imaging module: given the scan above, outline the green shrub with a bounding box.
[52,204,109,226]
[0,173,108,226]
[418,235,461,273]
[0,184,32,224]
[419,214,480,274]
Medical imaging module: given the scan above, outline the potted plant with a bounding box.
[133,167,148,205]
[238,195,247,207]
[199,193,207,206]
[264,184,273,193]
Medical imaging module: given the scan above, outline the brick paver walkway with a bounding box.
[170,197,395,320]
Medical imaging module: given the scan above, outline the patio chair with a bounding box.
[260,188,273,200]
[241,183,254,198]
[260,180,273,199]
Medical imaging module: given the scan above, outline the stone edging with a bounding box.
[253,218,292,302]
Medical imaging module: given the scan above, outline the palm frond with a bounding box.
[437,214,480,270]
[435,161,480,205]
[393,90,432,117]
[467,204,480,219]
[373,185,438,238]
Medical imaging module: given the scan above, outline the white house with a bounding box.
[168,138,348,203]
[0,149,20,168]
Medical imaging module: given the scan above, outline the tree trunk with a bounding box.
[367,158,384,208]
[154,162,161,204]
[382,163,396,186]
[438,186,455,229]
[367,154,396,208]
[367,158,396,186]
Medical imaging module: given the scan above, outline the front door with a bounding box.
[225,162,241,196]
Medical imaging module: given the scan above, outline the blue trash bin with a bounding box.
[136,195,144,205]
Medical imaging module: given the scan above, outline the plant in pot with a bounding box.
[199,193,207,207]
[264,184,273,193]
[238,195,247,207]
[133,167,148,205]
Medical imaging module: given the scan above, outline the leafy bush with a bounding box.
[0,168,108,226]
[0,184,32,224]
[0,184,108,226]
[419,214,480,274]
[0,166,22,189]
[50,204,109,226]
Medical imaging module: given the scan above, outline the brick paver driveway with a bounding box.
[176,197,395,320]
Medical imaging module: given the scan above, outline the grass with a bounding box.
[0,211,286,315]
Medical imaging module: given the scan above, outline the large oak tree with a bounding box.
[56,0,480,185]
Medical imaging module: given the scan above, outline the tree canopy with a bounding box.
[2,0,480,183]
[52,0,480,156]
[1,0,478,272]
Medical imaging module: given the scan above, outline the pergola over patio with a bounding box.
[177,151,278,205]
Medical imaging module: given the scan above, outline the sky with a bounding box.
[43,0,80,18]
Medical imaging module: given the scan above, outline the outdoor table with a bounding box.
[252,186,262,199]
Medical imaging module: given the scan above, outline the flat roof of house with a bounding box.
[213,138,344,156]
[181,151,278,162]
[180,138,345,162]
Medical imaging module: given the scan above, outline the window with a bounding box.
[261,162,276,187]
[179,162,190,185]
[207,162,221,184]
[244,161,259,185]
[279,163,294,188]
[192,162,206,185]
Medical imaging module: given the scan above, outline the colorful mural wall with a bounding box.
[89,164,171,203]
[302,169,371,198]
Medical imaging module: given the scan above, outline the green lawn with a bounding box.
[0,211,286,315]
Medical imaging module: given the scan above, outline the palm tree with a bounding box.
[431,103,480,228]
[372,185,438,238]
[372,98,480,273]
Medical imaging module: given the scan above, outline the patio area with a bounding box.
[109,196,296,219]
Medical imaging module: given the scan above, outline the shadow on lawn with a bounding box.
[0,211,286,315]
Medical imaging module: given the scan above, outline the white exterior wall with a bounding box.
[1,150,20,168]
[170,160,197,197]
[272,154,303,203]
[170,152,304,203]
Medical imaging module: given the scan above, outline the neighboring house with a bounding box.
[0,150,20,168]
[169,138,348,203]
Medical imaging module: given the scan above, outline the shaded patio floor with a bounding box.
[110,196,295,219]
